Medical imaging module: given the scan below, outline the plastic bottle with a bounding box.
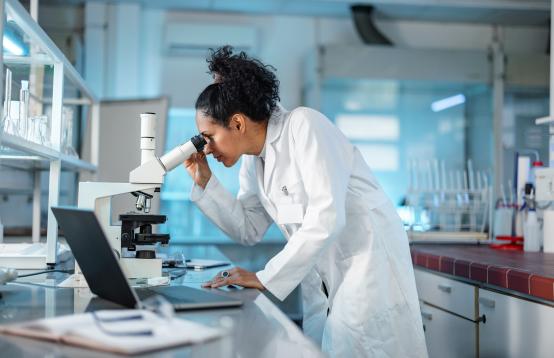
[524,209,541,252]
[528,161,544,186]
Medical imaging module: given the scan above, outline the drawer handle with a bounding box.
[479,297,496,308]
[421,312,433,321]
[437,284,452,293]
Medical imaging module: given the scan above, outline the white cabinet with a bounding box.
[415,268,478,320]
[415,267,554,358]
[420,302,477,358]
[0,0,98,267]
[479,288,554,358]
[414,268,479,358]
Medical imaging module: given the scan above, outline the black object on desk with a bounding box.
[163,259,230,270]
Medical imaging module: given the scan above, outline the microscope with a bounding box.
[65,112,206,284]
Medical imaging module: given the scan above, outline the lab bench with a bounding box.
[411,244,554,358]
[0,262,322,357]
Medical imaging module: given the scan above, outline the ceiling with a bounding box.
[41,0,551,26]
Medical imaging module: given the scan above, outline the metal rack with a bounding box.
[406,159,492,243]
[0,0,98,267]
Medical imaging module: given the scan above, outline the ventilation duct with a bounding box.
[351,5,392,46]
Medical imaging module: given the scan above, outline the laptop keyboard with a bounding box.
[134,285,242,311]
[136,287,195,304]
[135,288,159,300]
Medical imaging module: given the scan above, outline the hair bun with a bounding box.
[195,46,280,125]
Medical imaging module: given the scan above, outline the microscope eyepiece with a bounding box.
[191,134,207,152]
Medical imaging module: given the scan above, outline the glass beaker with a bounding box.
[37,115,51,147]
[2,104,16,135]
[62,106,77,157]
[27,115,44,144]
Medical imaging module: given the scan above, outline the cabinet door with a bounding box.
[420,302,476,358]
[415,268,477,320]
[479,289,554,357]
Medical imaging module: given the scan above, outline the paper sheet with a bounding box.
[0,310,223,355]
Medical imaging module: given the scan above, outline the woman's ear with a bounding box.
[231,114,246,133]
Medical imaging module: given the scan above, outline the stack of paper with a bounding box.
[0,310,223,355]
[0,242,71,269]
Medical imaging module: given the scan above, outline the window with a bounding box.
[321,79,475,207]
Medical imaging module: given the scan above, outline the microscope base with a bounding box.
[58,273,89,288]
[57,258,162,288]
[120,257,162,279]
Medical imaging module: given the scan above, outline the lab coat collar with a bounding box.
[258,143,266,160]
[265,103,287,145]
[261,104,287,191]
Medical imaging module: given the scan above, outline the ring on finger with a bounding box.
[220,270,230,279]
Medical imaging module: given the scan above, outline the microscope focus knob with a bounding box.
[136,250,156,259]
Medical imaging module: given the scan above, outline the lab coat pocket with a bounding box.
[276,179,305,201]
[276,203,303,224]
[275,180,305,224]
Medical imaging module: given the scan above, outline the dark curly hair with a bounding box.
[195,46,280,127]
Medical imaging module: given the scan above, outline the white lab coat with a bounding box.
[191,106,428,357]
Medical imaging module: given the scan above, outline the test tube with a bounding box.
[468,159,475,191]
[18,80,29,139]
[2,69,14,135]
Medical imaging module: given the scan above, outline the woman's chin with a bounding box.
[223,157,239,167]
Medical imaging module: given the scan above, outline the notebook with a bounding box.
[0,309,222,355]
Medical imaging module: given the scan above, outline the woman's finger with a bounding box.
[209,277,233,288]
[201,273,224,287]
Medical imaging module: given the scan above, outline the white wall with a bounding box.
[376,20,549,53]
[83,4,548,109]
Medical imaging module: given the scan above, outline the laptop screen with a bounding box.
[52,207,139,308]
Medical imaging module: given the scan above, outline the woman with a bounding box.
[185,46,427,357]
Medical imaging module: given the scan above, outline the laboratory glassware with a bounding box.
[62,106,78,156]
[2,68,17,136]
[18,80,29,139]
[37,115,50,146]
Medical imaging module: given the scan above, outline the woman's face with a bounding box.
[195,110,242,167]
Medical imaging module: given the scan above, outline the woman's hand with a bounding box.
[183,152,212,189]
[202,267,266,290]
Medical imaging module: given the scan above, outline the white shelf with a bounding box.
[5,0,97,102]
[1,133,58,160]
[535,116,554,125]
[59,154,97,172]
[1,133,96,172]
[3,54,55,66]
[0,242,71,269]
[1,0,100,266]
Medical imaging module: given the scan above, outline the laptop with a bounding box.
[52,206,242,311]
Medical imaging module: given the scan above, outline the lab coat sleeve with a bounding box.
[190,157,273,246]
[256,108,352,300]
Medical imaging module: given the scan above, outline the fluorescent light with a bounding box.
[431,94,466,112]
[344,100,363,111]
[3,35,24,56]
[356,144,399,171]
[336,114,399,141]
